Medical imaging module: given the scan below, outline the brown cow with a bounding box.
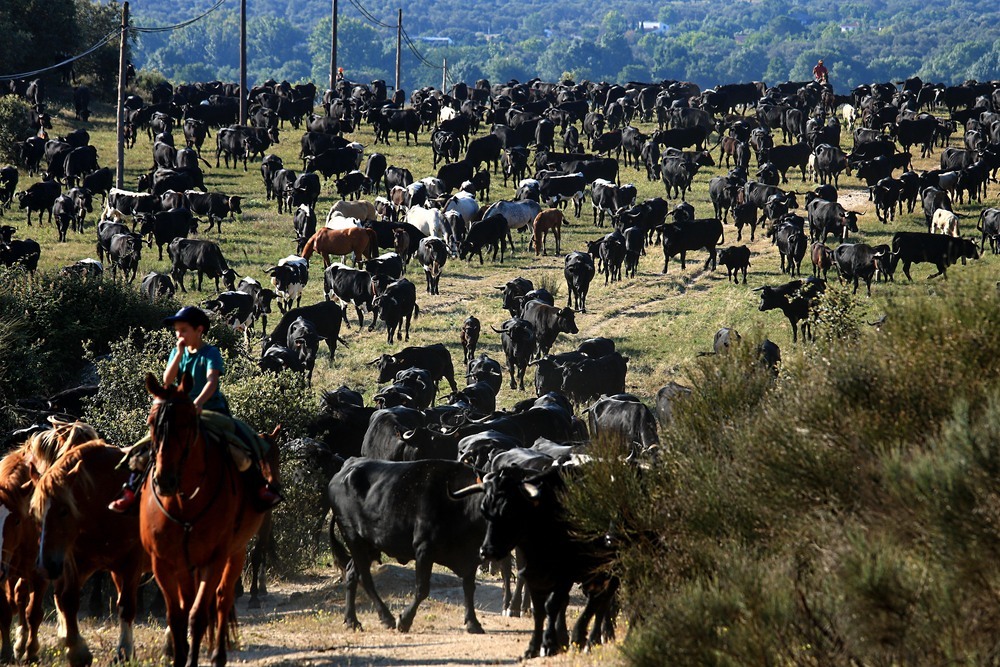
[531,208,564,256]
[301,226,378,267]
[393,228,411,264]
[810,241,834,279]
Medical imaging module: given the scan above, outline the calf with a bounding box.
[460,214,508,264]
[416,236,448,295]
[930,208,960,237]
[287,316,325,384]
[494,318,537,390]
[977,208,1000,253]
[810,242,834,279]
[717,245,751,284]
[564,251,596,313]
[531,209,563,256]
[267,255,310,312]
[461,316,481,364]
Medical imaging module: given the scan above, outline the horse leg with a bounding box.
[52,578,92,667]
[154,561,191,667]
[187,576,215,667]
[109,562,141,663]
[15,574,46,661]
[0,580,13,663]
[210,555,245,667]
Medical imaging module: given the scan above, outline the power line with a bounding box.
[0,30,119,81]
[344,0,395,29]
[132,0,228,33]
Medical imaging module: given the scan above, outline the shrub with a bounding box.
[565,276,1000,665]
[132,69,170,99]
[0,96,32,163]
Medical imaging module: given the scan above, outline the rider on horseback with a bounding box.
[109,306,282,513]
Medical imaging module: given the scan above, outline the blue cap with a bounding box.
[163,306,211,331]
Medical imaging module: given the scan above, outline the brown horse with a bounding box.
[0,420,102,663]
[31,439,149,667]
[300,226,378,267]
[141,373,278,667]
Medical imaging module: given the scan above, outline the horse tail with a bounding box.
[365,228,378,258]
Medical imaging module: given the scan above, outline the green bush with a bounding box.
[0,96,33,163]
[565,276,1000,665]
[0,269,174,433]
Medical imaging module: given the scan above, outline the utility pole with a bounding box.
[115,1,129,189]
[441,58,447,93]
[330,0,338,91]
[239,0,247,125]
[395,8,402,95]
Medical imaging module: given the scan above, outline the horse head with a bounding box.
[145,372,200,497]
[31,450,88,580]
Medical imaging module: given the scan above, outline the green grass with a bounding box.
[10,86,999,407]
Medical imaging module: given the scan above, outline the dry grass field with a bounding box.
[6,84,1000,665]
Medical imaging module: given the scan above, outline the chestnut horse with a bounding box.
[31,439,149,667]
[141,373,278,667]
[300,226,378,267]
[0,420,100,663]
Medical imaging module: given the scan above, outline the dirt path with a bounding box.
[56,567,622,667]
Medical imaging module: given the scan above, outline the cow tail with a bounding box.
[413,303,420,320]
[977,209,986,232]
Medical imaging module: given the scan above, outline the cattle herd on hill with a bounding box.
[1,72,1000,661]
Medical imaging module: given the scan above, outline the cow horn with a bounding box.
[400,429,417,440]
[490,325,505,333]
[366,358,381,365]
[493,285,505,290]
[449,482,485,499]
[520,482,541,499]
[751,286,765,292]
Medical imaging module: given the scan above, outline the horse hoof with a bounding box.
[344,619,363,632]
[466,621,485,635]
[67,644,93,667]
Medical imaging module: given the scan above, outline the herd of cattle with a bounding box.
[2,71,1000,659]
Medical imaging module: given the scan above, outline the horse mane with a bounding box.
[30,441,104,522]
[22,419,100,476]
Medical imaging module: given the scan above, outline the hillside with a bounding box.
[122,0,1000,90]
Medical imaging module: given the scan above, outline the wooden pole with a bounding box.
[115,1,129,189]
[395,8,402,95]
[442,58,447,93]
[239,0,247,125]
[330,0,338,92]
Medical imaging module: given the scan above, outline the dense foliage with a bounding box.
[564,276,1000,664]
[127,0,1000,90]
[0,97,32,163]
[0,0,123,95]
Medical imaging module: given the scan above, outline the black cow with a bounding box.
[431,129,460,168]
[833,243,887,296]
[364,252,406,280]
[921,186,952,229]
[755,278,826,342]
[416,236,448,295]
[138,207,197,260]
[659,156,698,200]
[717,245,751,284]
[374,278,419,343]
[335,171,371,201]
[0,238,41,273]
[494,318,536,391]
[81,167,113,204]
[460,215,508,264]
[96,220,129,263]
[977,208,1000,253]
[461,316,481,365]
[561,352,629,406]
[287,316,325,384]
[371,343,458,396]
[773,218,808,276]
[659,218,723,273]
[108,232,143,283]
[305,147,361,180]
[185,191,242,233]
[495,277,534,318]
[182,118,209,154]
[51,194,77,242]
[263,300,348,366]
[324,264,374,328]
[139,271,175,300]
[365,153,388,195]
[806,199,861,243]
[168,238,230,292]
[587,394,659,456]
[761,142,810,182]
[563,251,595,313]
[465,134,502,174]
[328,459,490,633]
[289,172,321,210]
[454,467,619,657]
[890,231,979,280]
[521,301,579,358]
[16,180,61,225]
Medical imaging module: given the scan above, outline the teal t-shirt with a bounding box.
[167,344,229,413]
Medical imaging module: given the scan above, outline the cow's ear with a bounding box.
[521,482,541,502]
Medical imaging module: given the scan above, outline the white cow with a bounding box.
[839,104,856,131]
[325,210,364,230]
[482,199,542,250]
[407,205,456,254]
[931,208,960,237]
[443,190,479,226]
[330,199,377,222]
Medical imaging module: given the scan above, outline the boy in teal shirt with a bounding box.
[109,306,281,512]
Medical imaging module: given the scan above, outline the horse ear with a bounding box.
[27,459,40,484]
[145,372,168,398]
[268,424,281,440]
[178,372,193,396]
